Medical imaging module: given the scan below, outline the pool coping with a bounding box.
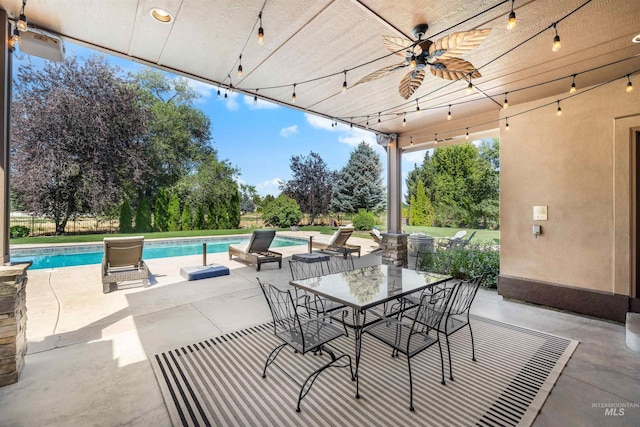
[10,234,309,257]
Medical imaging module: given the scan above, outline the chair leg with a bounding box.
[296,351,352,412]
[407,357,415,411]
[437,337,446,385]
[262,343,287,378]
[445,334,454,381]
[468,322,476,362]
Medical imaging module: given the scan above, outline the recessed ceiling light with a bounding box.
[150,8,172,23]
[633,34,640,43]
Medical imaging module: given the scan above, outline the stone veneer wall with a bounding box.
[381,233,408,268]
[0,265,29,387]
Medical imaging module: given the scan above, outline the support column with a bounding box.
[1,10,11,264]
[379,135,407,267]
[0,263,29,386]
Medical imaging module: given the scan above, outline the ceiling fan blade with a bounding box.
[398,69,425,99]
[430,58,481,80]
[353,63,408,88]
[429,29,491,59]
[382,36,418,56]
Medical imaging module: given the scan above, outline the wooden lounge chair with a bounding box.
[102,236,149,293]
[228,229,282,271]
[311,226,361,258]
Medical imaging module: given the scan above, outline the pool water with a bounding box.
[11,236,306,270]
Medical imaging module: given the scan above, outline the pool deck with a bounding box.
[0,231,639,426]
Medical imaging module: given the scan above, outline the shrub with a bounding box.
[154,188,169,231]
[119,200,133,233]
[261,195,302,228]
[352,209,376,230]
[181,203,193,231]
[10,225,30,238]
[194,204,206,230]
[416,243,499,288]
[135,197,152,232]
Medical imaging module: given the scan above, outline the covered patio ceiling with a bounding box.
[1,0,640,149]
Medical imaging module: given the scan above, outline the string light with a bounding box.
[556,100,562,116]
[552,24,561,52]
[410,136,413,146]
[627,74,634,92]
[253,89,258,105]
[465,128,470,140]
[447,105,452,120]
[466,76,474,94]
[415,99,421,115]
[342,71,348,93]
[237,54,243,77]
[402,112,407,127]
[366,116,369,126]
[507,0,516,30]
[503,93,509,109]
[505,117,510,131]
[570,75,577,93]
[434,133,438,144]
[9,27,20,50]
[292,83,296,103]
[257,11,264,44]
[217,86,221,98]
[377,112,381,124]
[17,0,27,32]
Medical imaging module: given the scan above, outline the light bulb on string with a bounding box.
[434,133,438,145]
[292,84,296,103]
[466,76,474,94]
[507,0,516,30]
[9,27,20,49]
[257,11,264,44]
[217,87,221,99]
[237,55,243,77]
[415,99,421,115]
[627,75,634,92]
[505,117,510,131]
[503,93,509,109]
[570,75,577,94]
[556,100,562,116]
[366,116,369,126]
[447,105,452,121]
[402,112,407,127]
[17,0,27,32]
[342,71,348,93]
[465,128,470,140]
[410,136,413,146]
[377,112,381,124]
[552,24,561,52]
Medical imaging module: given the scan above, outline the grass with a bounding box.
[10,224,499,245]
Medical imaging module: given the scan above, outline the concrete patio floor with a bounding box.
[0,232,638,426]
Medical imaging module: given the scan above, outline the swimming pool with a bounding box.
[10,236,307,270]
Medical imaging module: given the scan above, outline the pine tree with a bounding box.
[413,180,434,226]
[119,200,133,233]
[194,204,206,230]
[135,197,152,232]
[331,142,385,214]
[181,203,193,231]
[167,194,181,231]
[154,188,169,231]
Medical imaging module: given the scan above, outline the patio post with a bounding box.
[0,9,11,264]
[378,134,408,267]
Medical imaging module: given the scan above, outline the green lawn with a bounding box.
[10,225,498,245]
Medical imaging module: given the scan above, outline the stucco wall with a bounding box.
[500,81,640,295]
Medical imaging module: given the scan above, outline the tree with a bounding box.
[181,203,193,231]
[261,195,302,228]
[135,197,152,232]
[154,188,169,231]
[281,152,336,225]
[408,180,434,226]
[167,194,181,231]
[240,184,257,214]
[331,142,385,214]
[11,55,149,234]
[119,200,133,233]
[194,204,206,230]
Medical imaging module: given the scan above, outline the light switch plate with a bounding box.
[533,206,548,221]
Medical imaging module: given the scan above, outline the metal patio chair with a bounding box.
[257,279,354,412]
[363,286,455,411]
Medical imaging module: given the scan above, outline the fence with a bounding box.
[10,215,120,237]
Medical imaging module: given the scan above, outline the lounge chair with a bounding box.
[228,229,282,271]
[436,230,468,250]
[369,228,383,252]
[311,226,361,257]
[102,236,149,293]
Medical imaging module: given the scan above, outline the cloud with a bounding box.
[185,78,215,100]
[243,95,279,110]
[304,113,349,132]
[255,178,282,196]
[402,150,426,165]
[220,91,239,111]
[338,127,376,147]
[304,112,382,154]
[280,125,299,137]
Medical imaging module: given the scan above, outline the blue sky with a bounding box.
[13,42,427,197]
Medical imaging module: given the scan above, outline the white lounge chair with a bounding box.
[102,236,149,293]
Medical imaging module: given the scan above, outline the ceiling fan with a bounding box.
[353,24,491,99]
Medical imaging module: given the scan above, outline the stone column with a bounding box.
[0,263,30,387]
[381,233,408,268]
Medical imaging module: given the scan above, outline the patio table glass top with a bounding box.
[290,264,451,310]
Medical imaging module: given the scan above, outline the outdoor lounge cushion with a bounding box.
[180,264,230,281]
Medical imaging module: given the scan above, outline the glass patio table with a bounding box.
[290,264,451,398]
